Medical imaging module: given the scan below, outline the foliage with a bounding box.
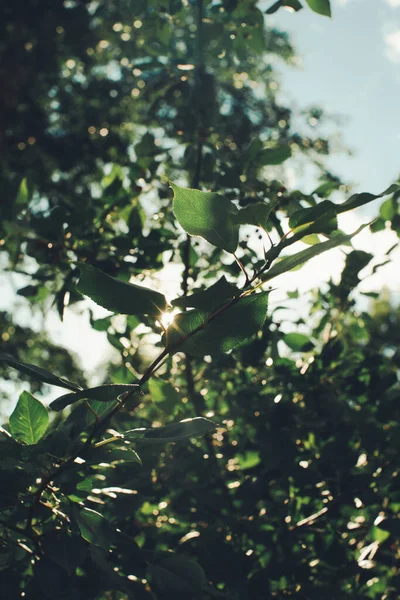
[1,1,400,599]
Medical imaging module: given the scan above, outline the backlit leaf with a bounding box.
[50,383,140,411]
[9,391,49,445]
[171,182,239,253]
[76,263,168,316]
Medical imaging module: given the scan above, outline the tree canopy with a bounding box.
[1,1,400,599]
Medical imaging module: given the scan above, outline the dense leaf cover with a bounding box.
[1,1,400,599]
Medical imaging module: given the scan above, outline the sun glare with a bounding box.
[160,309,179,329]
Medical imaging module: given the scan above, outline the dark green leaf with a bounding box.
[50,383,140,411]
[234,202,274,230]
[337,184,399,214]
[41,532,88,575]
[305,0,331,17]
[171,182,239,253]
[9,391,49,445]
[0,354,82,392]
[266,0,303,15]
[167,293,269,356]
[262,223,369,282]
[171,276,239,311]
[76,262,168,316]
[148,555,206,596]
[289,200,337,231]
[124,417,218,443]
[72,506,115,550]
[283,333,314,352]
[338,250,373,296]
[259,144,292,165]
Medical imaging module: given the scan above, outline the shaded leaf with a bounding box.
[148,555,206,597]
[124,417,218,443]
[259,144,292,165]
[0,354,82,392]
[167,293,269,356]
[76,262,168,316]
[171,182,239,253]
[289,200,337,232]
[266,0,303,14]
[9,391,49,445]
[337,184,399,214]
[72,506,115,550]
[262,223,369,282]
[171,276,239,311]
[234,202,274,230]
[50,383,140,411]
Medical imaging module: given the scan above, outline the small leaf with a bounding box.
[171,276,239,311]
[16,178,29,205]
[266,0,303,14]
[171,182,239,253]
[337,250,373,297]
[283,333,314,352]
[0,354,82,392]
[305,0,331,17]
[261,223,370,283]
[337,184,399,214]
[124,417,218,444]
[50,383,140,411]
[9,391,49,445]
[76,262,168,316]
[259,144,292,165]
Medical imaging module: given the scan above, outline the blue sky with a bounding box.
[273,0,400,194]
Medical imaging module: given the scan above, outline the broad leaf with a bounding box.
[234,202,274,231]
[50,383,140,411]
[262,223,369,282]
[9,391,49,445]
[72,506,114,550]
[124,417,218,443]
[171,182,239,253]
[289,200,337,231]
[76,262,168,316]
[337,250,373,296]
[305,0,331,17]
[266,0,303,14]
[167,293,269,356]
[259,144,292,165]
[171,276,239,311]
[283,333,314,352]
[337,184,399,214]
[0,354,82,392]
[148,555,206,597]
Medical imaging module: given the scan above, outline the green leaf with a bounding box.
[72,506,115,550]
[16,178,29,205]
[0,354,82,392]
[171,276,239,311]
[289,200,337,232]
[305,0,331,17]
[259,144,292,165]
[283,333,314,352]
[338,250,373,296]
[124,417,218,444]
[9,391,49,445]
[148,555,206,597]
[76,262,168,316]
[171,182,239,253]
[301,234,321,245]
[41,532,88,576]
[266,0,303,14]
[337,184,399,214]
[234,202,274,231]
[50,383,140,411]
[261,223,370,283]
[167,293,269,356]
[148,378,181,414]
